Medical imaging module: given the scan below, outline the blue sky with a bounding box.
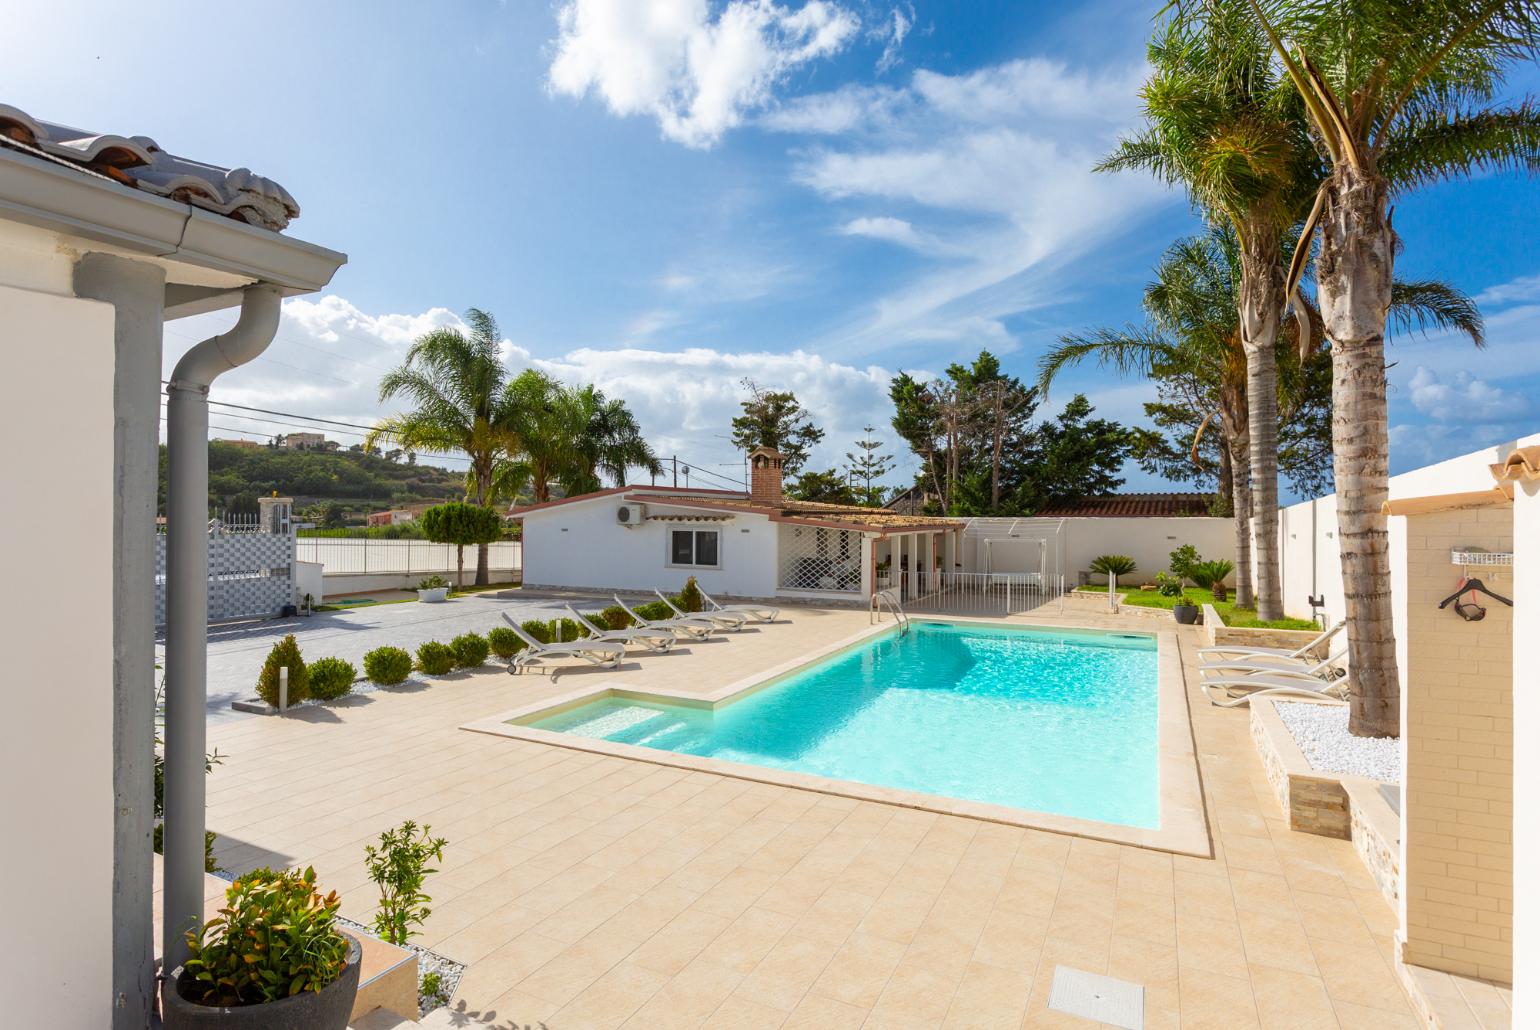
[13,0,1540,499]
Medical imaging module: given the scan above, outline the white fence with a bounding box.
[901,570,1066,615]
[297,538,522,575]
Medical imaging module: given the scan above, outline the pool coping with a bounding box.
[460,615,1212,858]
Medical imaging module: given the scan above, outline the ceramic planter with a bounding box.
[162,934,361,1030]
[417,586,449,603]
[1172,603,1199,625]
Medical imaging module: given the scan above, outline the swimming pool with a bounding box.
[527,620,1161,828]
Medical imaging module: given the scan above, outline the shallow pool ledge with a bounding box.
[460,618,1212,858]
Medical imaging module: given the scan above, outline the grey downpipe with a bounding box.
[161,285,282,974]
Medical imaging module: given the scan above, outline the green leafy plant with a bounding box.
[1090,554,1138,580]
[255,634,308,707]
[486,626,522,660]
[416,575,450,591]
[597,605,631,630]
[1154,571,1184,598]
[1174,592,1197,608]
[364,821,447,946]
[418,502,504,589]
[181,866,350,1007]
[415,641,456,676]
[1168,544,1201,584]
[307,657,357,701]
[420,970,445,1003]
[363,646,413,686]
[1190,559,1235,602]
[450,632,490,669]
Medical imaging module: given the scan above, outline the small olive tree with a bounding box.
[418,502,504,589]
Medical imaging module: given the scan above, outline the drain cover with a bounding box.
[1047,965,1144,1029]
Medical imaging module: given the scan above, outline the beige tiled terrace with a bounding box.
[206,604,1423,1028]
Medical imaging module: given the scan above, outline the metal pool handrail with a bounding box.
[871,589,910,635]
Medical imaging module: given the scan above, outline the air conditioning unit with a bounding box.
[616,503,647,527]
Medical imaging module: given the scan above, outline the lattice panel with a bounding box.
[778,524,862,593]
[155,529,296,625]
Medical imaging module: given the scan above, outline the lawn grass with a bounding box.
[448,581,517,597]
[1077,584,1317,630]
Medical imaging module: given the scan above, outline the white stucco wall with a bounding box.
[520,498,781,598]
[0,280,116,1027]
[960,517,1234,585]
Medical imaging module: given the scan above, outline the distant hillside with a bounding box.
[157,441,467,518]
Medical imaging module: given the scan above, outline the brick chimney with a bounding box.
[749,446,784,504]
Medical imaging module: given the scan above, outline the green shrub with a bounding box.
[307,657,357,701]
[1154,571,1184,597]
[255,635,308,707]
[675,576,704,613]
[634,600,672,621]
[486,626,522,659]
[364,646,413,686]
[415,641,456,676]
[365,820,447,946]
[521,619,553,644]
[421,970,445,1003]
[1168,544,1201,583]
[597,605,632,630]
[1089,554,1138,579]
[416,574,449,591]
[181,866,350,1007]
[1192,559,1234,601]
[450,632,490,668]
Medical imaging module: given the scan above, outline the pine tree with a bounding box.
[843,426,895,507]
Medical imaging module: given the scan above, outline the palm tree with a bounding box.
[367,308,515,585]
[1103,5,1322,622]
[565,384,663,494]
[495,371,660,503]
[1245,0,1538,735]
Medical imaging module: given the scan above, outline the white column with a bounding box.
[1515,479,1539,1022]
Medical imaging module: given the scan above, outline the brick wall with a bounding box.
[1400,506,1513,983]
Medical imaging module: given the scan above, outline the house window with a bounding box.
[669,528,720,568]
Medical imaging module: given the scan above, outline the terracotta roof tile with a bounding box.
[1034,492,1214,518]
[0,102,299,231]
[1490,445,1540,482]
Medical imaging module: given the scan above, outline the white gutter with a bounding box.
[160,285,283,973]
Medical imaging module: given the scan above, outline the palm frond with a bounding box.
[1389,279,1485,346]
[1378,101,1540,191]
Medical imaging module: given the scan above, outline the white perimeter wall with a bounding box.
[960,517,1235,584]
[1513,475,1539,1023]
[521,499,779,598]
[0,279,116,1026]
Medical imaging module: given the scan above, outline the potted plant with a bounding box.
[415,575,450,603]
[1172,592,1200,625]
[162,866,361,1029]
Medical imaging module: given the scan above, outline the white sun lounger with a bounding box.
[1196,619,1344,661]
[654,589,747,631]
[1201,670,1351,708]
[566,606,676,653]
[699,588,780,623]
[1199,645,1348,678]
[501,613,625,674]
[614,595,717,640]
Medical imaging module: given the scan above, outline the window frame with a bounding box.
[665,526,723,570]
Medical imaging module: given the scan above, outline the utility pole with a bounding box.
[672,456,678,488]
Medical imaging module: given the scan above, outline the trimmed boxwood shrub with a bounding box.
[416,641,456,676]
[487,626,522,660]
[256,634,308,707]
[364,646,413,686]
[596,605,631,630]
[451,632,490,668]
[307,656,357,701]
[676,576,704,613]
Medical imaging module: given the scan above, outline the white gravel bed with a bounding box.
[1274,701,1400,783]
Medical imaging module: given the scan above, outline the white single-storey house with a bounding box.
[512,446,966,604]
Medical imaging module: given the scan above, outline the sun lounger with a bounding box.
[613,595,717,640]
[654,589,747,631]
[566,606,676,653]
[501,613,625,674]
[1196,619,1344,661]
[1198,645,1348,678]
[1201,670,1351,708]
[699,588,780,623]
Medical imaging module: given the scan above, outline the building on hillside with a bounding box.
[1035,492,1214,518]
[365,500,437,527]
[0,101,345,1028]
[213,437,262,448]
[282,431,326,449]
[511,446,964,603]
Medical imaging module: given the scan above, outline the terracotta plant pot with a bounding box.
[162,934,361,1030]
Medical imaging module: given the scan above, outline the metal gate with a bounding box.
[154,513,295,625]
[899,570,1066,615]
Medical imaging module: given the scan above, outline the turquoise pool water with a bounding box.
[528,621,1161,828]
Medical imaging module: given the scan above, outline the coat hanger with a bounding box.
[1437,577,1513,611]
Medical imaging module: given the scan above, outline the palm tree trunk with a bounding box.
[473,466,491,587]
[1318,167,1399,738]
[1228,428,1254,611]
[1238,241,1285,622]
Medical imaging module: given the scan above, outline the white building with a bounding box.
[513,446,965,604]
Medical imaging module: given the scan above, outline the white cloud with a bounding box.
[912,58,1146,123]
[546,0,860,148]
[1406,366,1530,422]
[1475,272,1540,307]
[873,4,914,74]
[838,214,951,254]
[759,82,905,134]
